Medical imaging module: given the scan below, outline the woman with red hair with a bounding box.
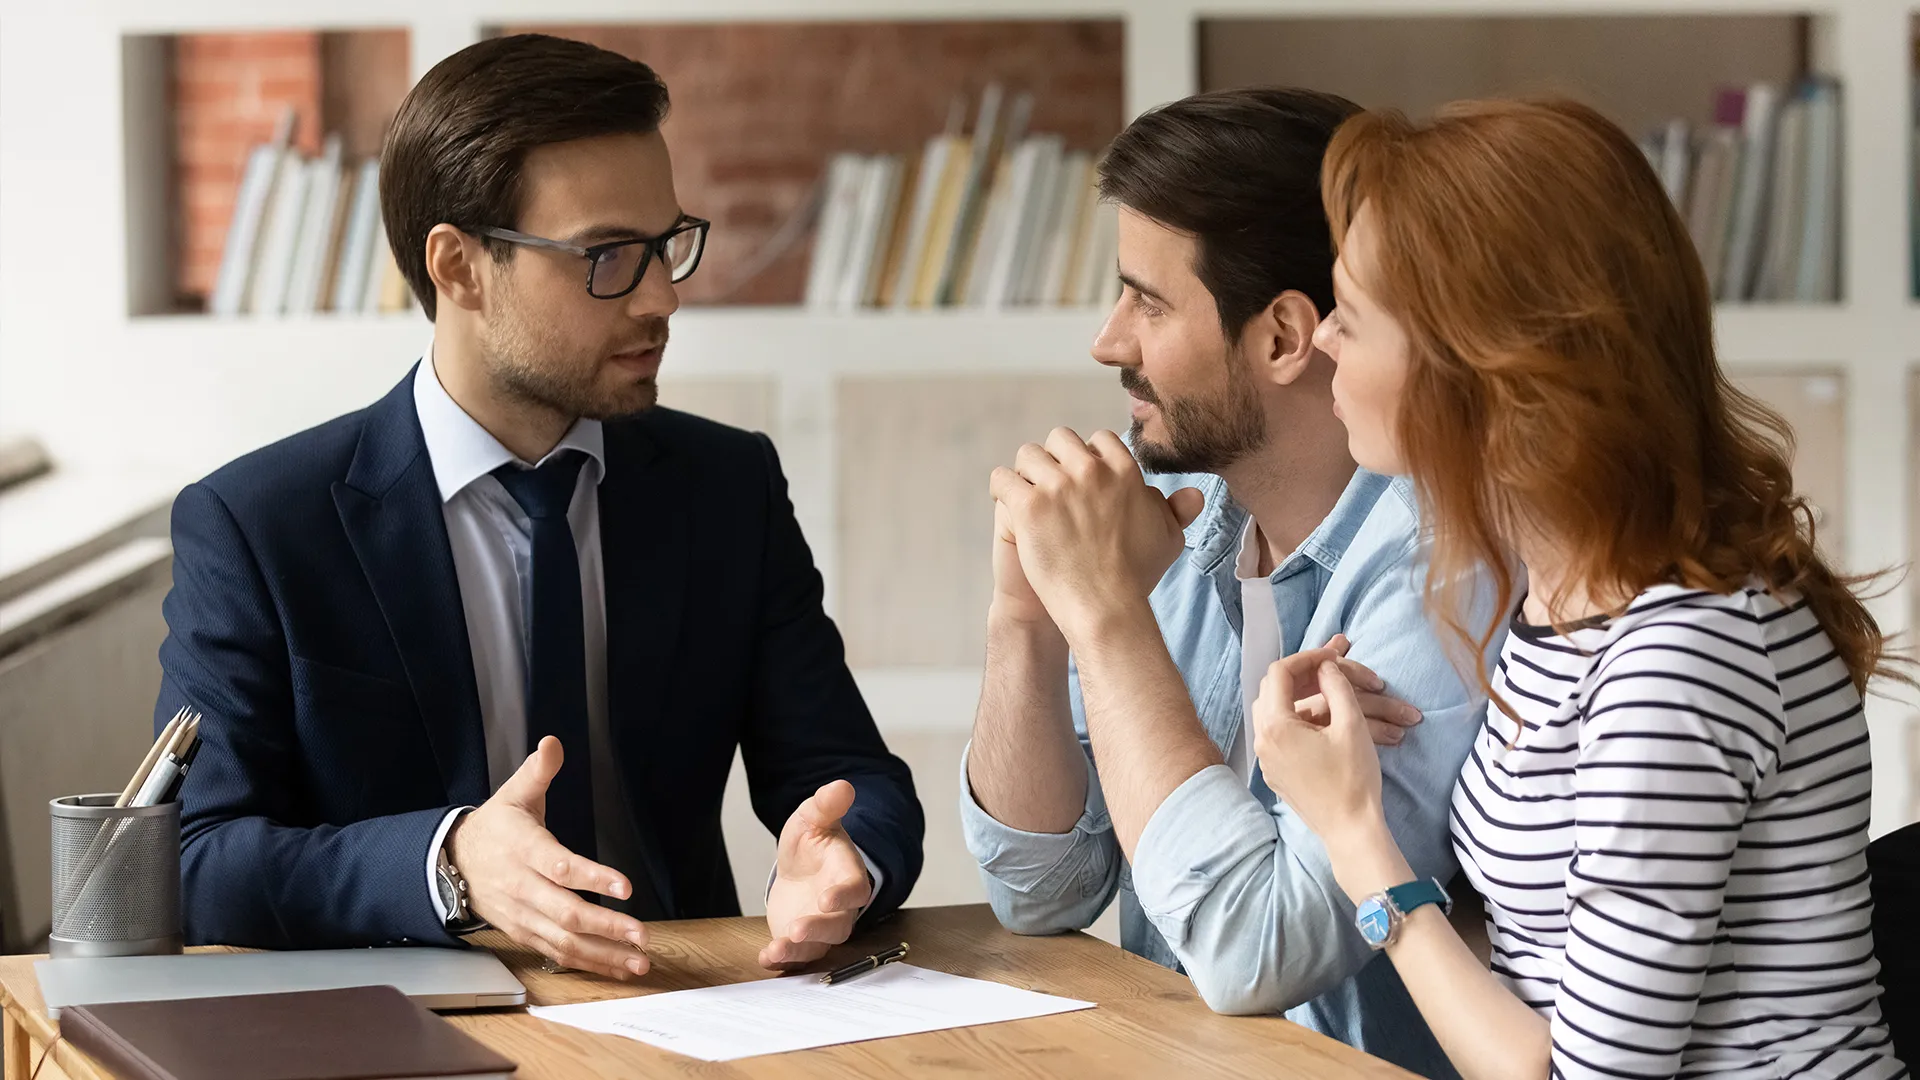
[1252,98,1906,1080]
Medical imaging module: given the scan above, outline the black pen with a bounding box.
[819,942,910,985]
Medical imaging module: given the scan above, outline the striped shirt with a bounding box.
[1451,581,1905,1079]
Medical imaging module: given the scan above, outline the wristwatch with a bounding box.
[1354,878,1452,950]
[435,841,487,936]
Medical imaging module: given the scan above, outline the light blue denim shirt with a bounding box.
[960,467,1490,1079]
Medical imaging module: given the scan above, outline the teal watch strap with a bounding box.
[1386,878,1453,920]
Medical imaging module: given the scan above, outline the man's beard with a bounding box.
[1121,357,1267,474]
[482,293,666,422]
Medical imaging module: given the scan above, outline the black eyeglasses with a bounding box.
[473,216,710,299]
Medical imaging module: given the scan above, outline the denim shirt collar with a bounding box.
[1181,466,1392,583]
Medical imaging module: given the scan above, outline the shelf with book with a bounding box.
[121,27,413,319]
[1202,12,1845,307]
[157,19,1126,319]
[799,89,1122,316]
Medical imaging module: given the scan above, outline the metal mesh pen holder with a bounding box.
[49,795,183,958]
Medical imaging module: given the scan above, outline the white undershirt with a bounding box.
[1231,517,1284,785]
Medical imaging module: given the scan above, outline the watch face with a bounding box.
[1356,898,1393,947]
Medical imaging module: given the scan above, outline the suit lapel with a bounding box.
[597,419,684,918]
[333,369,491,807]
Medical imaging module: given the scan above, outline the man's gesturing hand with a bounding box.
[760,780,873,971]
[446,736,650,981]
[988,427,1204,642]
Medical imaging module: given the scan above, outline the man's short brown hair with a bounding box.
[379,33,671,320]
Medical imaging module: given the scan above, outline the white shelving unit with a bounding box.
[2,0,1916,833]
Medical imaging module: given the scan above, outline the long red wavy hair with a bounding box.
[1319,98,1903,701]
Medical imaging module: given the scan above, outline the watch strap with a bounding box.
[436,841,486,935]
[1385,877,1453,920]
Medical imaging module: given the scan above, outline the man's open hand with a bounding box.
[447,736,650,981]
[760,780,872,970]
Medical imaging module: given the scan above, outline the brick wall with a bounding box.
[172,32,323,307]
[169,21,1124,309]
[494,21,1126,305]
[170,30,407,310]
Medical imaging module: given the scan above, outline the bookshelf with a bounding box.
[2,0,1917,835]
[122,28,412,317]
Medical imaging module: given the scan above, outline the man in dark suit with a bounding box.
[154,34,923,980]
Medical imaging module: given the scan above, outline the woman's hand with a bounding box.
[1252,651,1390,849]
[1285,635,1424,747]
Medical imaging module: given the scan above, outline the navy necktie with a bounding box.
[492,451,596,861]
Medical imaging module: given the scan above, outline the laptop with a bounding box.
[36,947,527,1018]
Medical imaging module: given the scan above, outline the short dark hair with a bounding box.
[1098,87,1360,339]
[380,34,672,320]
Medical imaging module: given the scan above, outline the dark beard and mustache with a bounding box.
[1120,359,1267,475]
[485,297,670,422]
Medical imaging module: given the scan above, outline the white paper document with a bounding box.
[528,964,1095,1061]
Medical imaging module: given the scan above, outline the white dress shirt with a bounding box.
[413,350,877,923]
[1231,517,1284,785]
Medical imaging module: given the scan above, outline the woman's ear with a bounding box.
[424,224,486,314]
[1256,291,1324,387]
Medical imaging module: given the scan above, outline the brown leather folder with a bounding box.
[58,983,516,1079]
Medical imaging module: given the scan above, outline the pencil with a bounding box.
[118,709,185,808]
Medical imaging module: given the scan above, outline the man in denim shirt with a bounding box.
[963,89,1488,1077]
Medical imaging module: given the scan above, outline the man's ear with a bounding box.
[424,223,486,314]
[1248,291,1323,387]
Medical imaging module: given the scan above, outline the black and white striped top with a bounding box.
[1450,581,1905,1079]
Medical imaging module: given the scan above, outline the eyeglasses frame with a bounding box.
[470,216,711,299]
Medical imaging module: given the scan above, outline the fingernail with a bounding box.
[627,931,646,948]
[1370,675,1387,691]
[610,878,628,899]
[1405,706,1423,723]
[627,957,646,976]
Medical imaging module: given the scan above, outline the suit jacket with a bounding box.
[156,368,924,949]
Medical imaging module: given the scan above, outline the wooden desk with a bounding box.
[1,904,1411,1079]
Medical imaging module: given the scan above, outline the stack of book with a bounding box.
[1639,77,1843,304]
[208,109,414,318]
[804,86,1121,313]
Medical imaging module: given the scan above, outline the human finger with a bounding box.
[759,935,834,970]
[1013,441,1069,488]
[1368,719,1409,747]
[521,908,645,981]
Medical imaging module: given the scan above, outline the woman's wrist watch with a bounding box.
[1354,877,1452,950]
[435,842,487,936]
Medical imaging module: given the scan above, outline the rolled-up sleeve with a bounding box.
[1130,532,1488,1016]
[1129,764,1363,1014]
[959,654,1122,936]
